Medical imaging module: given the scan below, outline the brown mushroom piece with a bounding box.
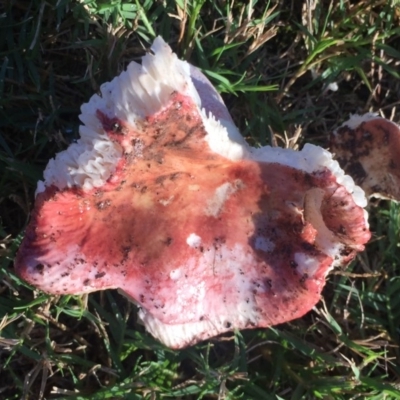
[330,113,400,200]
[15,37,371,349]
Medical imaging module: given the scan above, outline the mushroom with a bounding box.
[330,113,400,200]
[15,37,371,349]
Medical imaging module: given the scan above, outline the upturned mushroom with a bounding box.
[15,37,370,349]
[330,113,400,201]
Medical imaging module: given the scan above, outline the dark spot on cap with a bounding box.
[302,242,315,252]
[83,279,90,286]
[35,264,44,272]
[340,246,353,257]
[300,273,309,283]
[121,246,132,256]
[112,122,123,134]
[95,271,106,279]
[96,200,111,210]
[154,153,164,164]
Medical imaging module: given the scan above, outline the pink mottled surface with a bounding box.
[16,92,370,348]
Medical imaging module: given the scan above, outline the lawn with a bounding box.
[1,0,400,399]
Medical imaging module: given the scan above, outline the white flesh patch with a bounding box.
[186,233,202,248]
[294,252,321,277]
[205,182,237,217]
[138,308,220,349]
[159,196,174,206]
[201,109,248,161]
[336,113,379,130]
[169,269,182,281]
[38,137,123,193]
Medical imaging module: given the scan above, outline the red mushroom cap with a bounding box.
[331,113,400,200]
[15,37,370,348]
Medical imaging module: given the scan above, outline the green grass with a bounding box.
[1,0,400,398]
